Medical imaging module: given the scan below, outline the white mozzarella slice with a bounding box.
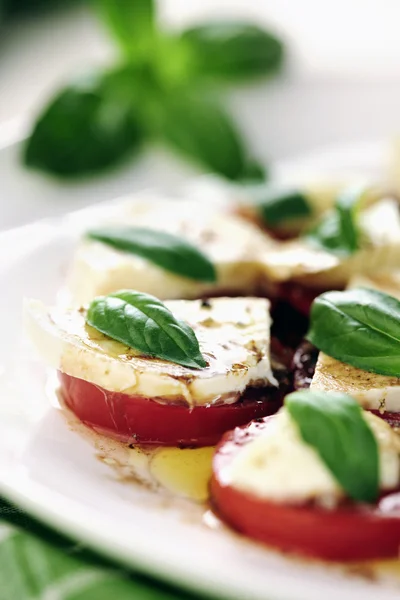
[261,197,400,288]
[311,353,400,413]
[24,297,277,408]
[68,200,277,305]
[225,409,400,505]
[347,272,400,301]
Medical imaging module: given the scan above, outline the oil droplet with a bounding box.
[149,446,215,502]
[368,558,400,580]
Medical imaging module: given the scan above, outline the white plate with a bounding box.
[0,136,399,600]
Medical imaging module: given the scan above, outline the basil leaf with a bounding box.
[87,290,207,369]
[307,287,400,377]
[181,22,284,81]
[238,160,267,183]
[159,94,248,181]
[257,188,312,226]
[24,70,144,177]
[286,390,379,503]
[97,0,155,57]
[306,185,367,256]
[87,226,217,282]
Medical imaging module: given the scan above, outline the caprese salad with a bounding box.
[25,294,285,446]
[24,178,400,563]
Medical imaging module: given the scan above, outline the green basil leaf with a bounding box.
[87,226,217,282]
[307,287,400,377]
[87,290,207,369]
[159,94,249,180]
[238,160,267,183]
[257,188,312,226]
[181,22,284,81]
[306,185,367,256]
[23,70,144,177]
[286,390,379,503]
[97,0,155,57]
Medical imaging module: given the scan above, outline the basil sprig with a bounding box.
[256,187,312,226]
[87,290,207,369]
[23,0,284,179]
[286,390,379,503]
[87,226,217,282]
[306,185,368,256]
[307,288,400,377]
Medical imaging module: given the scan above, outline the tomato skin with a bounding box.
[278,283,321,317]
[369,410,400,430]
[291,341,318,390]
[59,372,283,447]
[211,417,400,561]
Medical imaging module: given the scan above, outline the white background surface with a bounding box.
[1,0,400,162]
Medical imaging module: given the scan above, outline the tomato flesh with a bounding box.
[59,372,283,447]
[211,417,400,561]
[277,283,321,317]
[369,410,400,430]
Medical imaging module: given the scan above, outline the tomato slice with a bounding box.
[59,372,284,447]
[278,283,322,317]
[369,410,400,430]
[211,417,400,561]
[292,341,318,390]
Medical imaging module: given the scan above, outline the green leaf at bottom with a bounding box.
[0,499,204,600]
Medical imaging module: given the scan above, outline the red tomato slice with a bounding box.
[211,417,400,561]
[369,410,400,430]
[278,283,322,317]
[59,372,283,447]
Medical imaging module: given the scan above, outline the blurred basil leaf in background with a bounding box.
[158,94,248,181]
[97,0,155,59]
[24,70,144,177]
[258,188,312,225]
[181,22,284,82]
[22,0,285,180]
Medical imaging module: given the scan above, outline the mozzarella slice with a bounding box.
[24,297,277,408]
[261,197,400,288]
[225,408,400,505]
[68,200,277,305]
[310,353,400,413]
[347,271,400,300]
